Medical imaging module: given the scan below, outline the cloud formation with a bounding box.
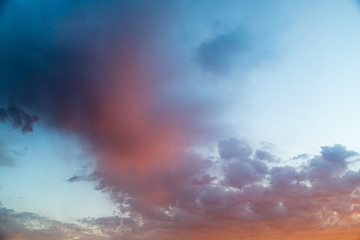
[0,202,105,240]
[0,105,39,133]
[196,31,247,74]
[1,1,360,240]
[67,142,360,240]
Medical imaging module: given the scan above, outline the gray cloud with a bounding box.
[196,31,248,74]
[67,175,84,183]
[0,104,39,133]
[255,149,277,162]
[218,138,253,160]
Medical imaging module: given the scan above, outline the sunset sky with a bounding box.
[1,1,360,240]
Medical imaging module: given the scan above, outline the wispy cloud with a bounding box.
[0,203,105,240]
[0,143,15,167]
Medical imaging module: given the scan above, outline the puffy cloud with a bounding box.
[64,141,360,240]
[218,138,253,160]
[255,149,277,162]
[3,140,360,240]
[223,155,268,189]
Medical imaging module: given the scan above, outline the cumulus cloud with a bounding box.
[65,142,360,240]
[218,138,253,160]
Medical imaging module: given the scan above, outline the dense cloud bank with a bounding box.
[2,143,360,240]
[82,142,360,239]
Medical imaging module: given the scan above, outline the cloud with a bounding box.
[0,203,105,240]
[0,0,218,170]
[255,149,278,162]
[0,143,15,167]
[218,138,253,160]
[66,142,360,240]
[1,1,360,239]
[196,31,247,74]
[0,0,220,232]
[0,104,39,133]
[3,139,360,240]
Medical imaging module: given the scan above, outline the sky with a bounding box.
[1,0,360,240]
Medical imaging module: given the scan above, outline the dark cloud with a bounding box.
[67,175,82,183]
[0,0,182,128]
[196,31,247,74]
[67,173,97,183]
[0,0,218,184]
[0,2,222,238]
[0,104,39,133]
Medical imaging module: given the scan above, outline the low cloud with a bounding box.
[66,141,360,240]
[0,203,104,240]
